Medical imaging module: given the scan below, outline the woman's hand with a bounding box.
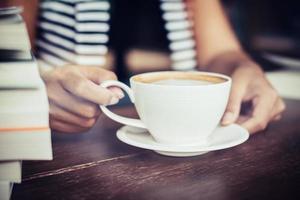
[41,65,124,133]
[221,64,285,133]
[206,51,286,134]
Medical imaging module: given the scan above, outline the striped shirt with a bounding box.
[37,0,196,71]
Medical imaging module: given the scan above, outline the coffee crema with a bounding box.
[132,71,227,84]
[153,79,212,86]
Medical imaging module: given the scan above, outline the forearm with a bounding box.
[190,0,263,76]
[190,0,242,70]
[205,50,264,76]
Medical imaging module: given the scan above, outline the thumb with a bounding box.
[221,82,245,125]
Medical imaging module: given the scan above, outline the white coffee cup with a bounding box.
[100,71,231,146]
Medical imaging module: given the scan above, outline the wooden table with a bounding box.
[12,99,300,200]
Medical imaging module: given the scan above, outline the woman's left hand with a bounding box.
[220,63,286,134]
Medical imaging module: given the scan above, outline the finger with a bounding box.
[79,67,124,98]
[108,87,125,99]
[48,84,101,118]
[49,103,97,128]
[269,97,285,123]
[50,119,89,133]
[60,72,119,105]
[270,98,286,120]
[80,67,117,84]
[272,114,282,121]
[241,92,277,133]
[222,77,247,125]
[236,115,249,124]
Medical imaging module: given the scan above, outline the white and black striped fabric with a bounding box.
[160,0,197,70]
[37,0,196,71]
[36,0,111,68]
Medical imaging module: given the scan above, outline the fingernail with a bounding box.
[115,90,125,99]
[222,112,234,124]
[109,87,125,99]
[108,96,119,105]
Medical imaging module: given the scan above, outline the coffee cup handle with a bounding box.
[99,80,147,129]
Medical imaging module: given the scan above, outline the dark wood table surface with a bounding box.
[12,99,300,200]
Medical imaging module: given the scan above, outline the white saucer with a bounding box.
[116,124,249,157]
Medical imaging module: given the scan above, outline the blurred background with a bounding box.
[106,0,300,101]
[1,0,299,99]
[107,0,300,79]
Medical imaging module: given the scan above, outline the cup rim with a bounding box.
[130,71,231,87]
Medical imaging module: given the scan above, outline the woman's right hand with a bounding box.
[41,65,124,133]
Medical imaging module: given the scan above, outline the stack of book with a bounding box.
[0,7,53,200]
